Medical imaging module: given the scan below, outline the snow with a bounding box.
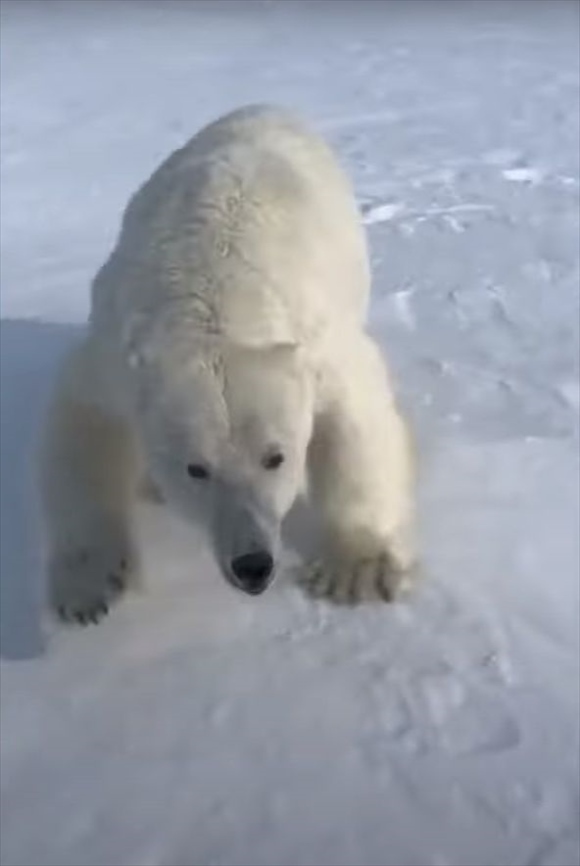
[1,1,579,865]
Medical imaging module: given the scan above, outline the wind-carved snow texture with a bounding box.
[1,2,579,866]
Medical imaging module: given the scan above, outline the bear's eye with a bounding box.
[187,463,210,480]
[262,451,285,471]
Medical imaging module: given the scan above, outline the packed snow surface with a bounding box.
[1,2,579,865]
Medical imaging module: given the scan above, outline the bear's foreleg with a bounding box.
[306,335,417,604]
[40,340,139,624]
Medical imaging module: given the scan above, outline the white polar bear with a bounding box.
[39,105,416,624]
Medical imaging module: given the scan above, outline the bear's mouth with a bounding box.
[226,571,276,596]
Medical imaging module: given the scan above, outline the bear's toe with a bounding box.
[300,551,416,606]
[49,544,134,626]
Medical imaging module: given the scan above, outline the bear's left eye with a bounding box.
[187,463,210,480]
[262,451,285,471]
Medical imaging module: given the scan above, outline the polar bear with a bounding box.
[39,105,416,624]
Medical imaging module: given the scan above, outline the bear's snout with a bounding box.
[230,551,275,595]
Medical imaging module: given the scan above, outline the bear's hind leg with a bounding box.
[40,341,139,624]
[305,335,417,605]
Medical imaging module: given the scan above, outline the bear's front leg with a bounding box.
[39,341,139,624]
[305,335,417,605]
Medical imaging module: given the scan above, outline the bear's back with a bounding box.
[92,106,370,350]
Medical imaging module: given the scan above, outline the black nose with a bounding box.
[230,551,274,595]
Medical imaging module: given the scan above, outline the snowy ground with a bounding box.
[1,2,579,865]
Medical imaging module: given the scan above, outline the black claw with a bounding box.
[311,575,331,600]
[56,598,111,627]
[310,563,333,598]
[376,581,394,603]
[375,562,395,603]
[119,559,128,572]
[108,574,124,591]
[347,564,363,604]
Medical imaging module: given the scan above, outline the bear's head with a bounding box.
[137,341,314,595]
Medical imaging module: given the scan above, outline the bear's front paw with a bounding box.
[49,536,137,625]
[300,548,416,606]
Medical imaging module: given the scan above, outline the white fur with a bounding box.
[39,105,416,621]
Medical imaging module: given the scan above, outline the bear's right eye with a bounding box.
[187,463,210,481]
